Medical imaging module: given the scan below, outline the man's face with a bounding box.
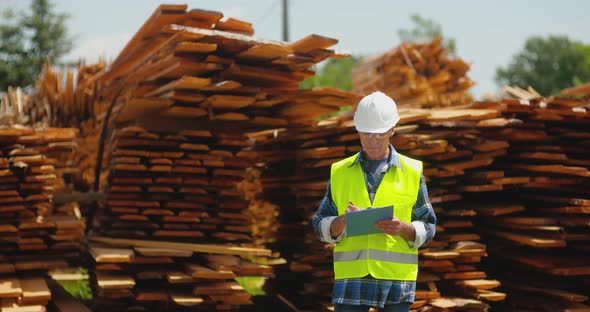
[358,127,394,160]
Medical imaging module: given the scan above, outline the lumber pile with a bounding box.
[351,38,475,108]
[86,237,273,311]
[29,60,108,193]
[87,124,284,310]
[257,105,519,311]
[97,4,351,131]
[32,60,107,128]
[0,127,86,311]
[100,125,281,245]
[466,95,590,311]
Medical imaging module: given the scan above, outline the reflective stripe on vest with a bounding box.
[330,152,422,281]
[334,249,418,264]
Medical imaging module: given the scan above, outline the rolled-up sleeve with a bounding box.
[312,181,344,243]
[407,174,437,249]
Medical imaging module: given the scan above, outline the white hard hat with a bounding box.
[353,91,400,133]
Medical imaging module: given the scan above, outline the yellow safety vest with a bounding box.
[330,152,422,281]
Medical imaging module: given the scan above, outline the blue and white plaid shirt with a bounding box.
[311,144,437,308]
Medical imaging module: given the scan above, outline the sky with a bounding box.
[2,0,590,99]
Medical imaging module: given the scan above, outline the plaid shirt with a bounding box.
[311,145,437,307]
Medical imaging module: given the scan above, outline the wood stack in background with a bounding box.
[30,60,108,194]
[466,94,590,311]
[32,60,107,129]
[86,236,273,311]
[98,4,351,131]
[86,124,285,310]
[259,106,519,311]
[0,126,85,312]
[352,38,475,108]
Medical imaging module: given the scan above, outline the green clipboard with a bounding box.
[345,205,394,237]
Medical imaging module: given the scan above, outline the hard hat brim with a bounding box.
[354,116,399,133]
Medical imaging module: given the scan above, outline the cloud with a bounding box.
[65,32,133,64]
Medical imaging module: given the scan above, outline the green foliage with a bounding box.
[496,35,590,96]
[300,56,362,91]
[235,276,267,296]
[0,0,73,89]
[58,279,93,303]
[398,14,456,54]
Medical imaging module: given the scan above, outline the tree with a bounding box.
[300,56,362,91]
[398,14,456,54]
[0,9,28,88]
[0,0,72,89]
[496,35,590,96]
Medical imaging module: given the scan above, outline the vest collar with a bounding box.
[349,144,403,172]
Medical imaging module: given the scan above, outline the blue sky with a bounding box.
[3,0,590,99]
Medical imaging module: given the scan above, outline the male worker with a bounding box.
[312,91,437,312]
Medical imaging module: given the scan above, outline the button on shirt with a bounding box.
[311,145,437,308]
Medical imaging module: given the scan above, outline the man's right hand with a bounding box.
[331,201,361,238]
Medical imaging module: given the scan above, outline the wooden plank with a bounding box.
[288,34,338,53]
[169,292,204,306]
[166,272,196,284]
[236,43,292,61]
[88,246,134,263]
[89,237,272,257]
[504,281,587,302]
[455,279,501,290]
[94,272,135,290]
[174,41,217,54]
[116,98,174,123]
[203,95,256,109]
[1,305,46,312]
[0,277,21,298]
[488,230,566,248]
[143,76,212,97]
[18,278,50,305]
[214,17,254,35]
[185,263,235,279]
[161,106,207,118]
[562,81,590,95]
[134,247,192,258]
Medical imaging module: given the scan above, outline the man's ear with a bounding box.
[390,127,395,137]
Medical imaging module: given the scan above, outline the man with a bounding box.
[312,91,437,312]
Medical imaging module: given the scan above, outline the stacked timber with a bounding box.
[467,95,590,311]
[352,38,475,108]
[84,4,355,310]
[98,4,351,131]
[0,127,86,312]
[86,237,273,312]
[260,106,514,311]
[30,60,107,193]
[88,125,283,310]
[99,125,281,245]
[32,60,107,128]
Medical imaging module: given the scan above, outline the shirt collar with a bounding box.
[349,144,402,171]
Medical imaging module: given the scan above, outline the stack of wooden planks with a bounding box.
[466,95,590,311]
[255,105,518,311]
[0,127,86,312]
[100,125,282,245]
[351,38,475,108]
[29,60,108,193]
[97,4,351,131]
[32,60,107,128]
[86,236,273,311]
[88,124,284,310]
